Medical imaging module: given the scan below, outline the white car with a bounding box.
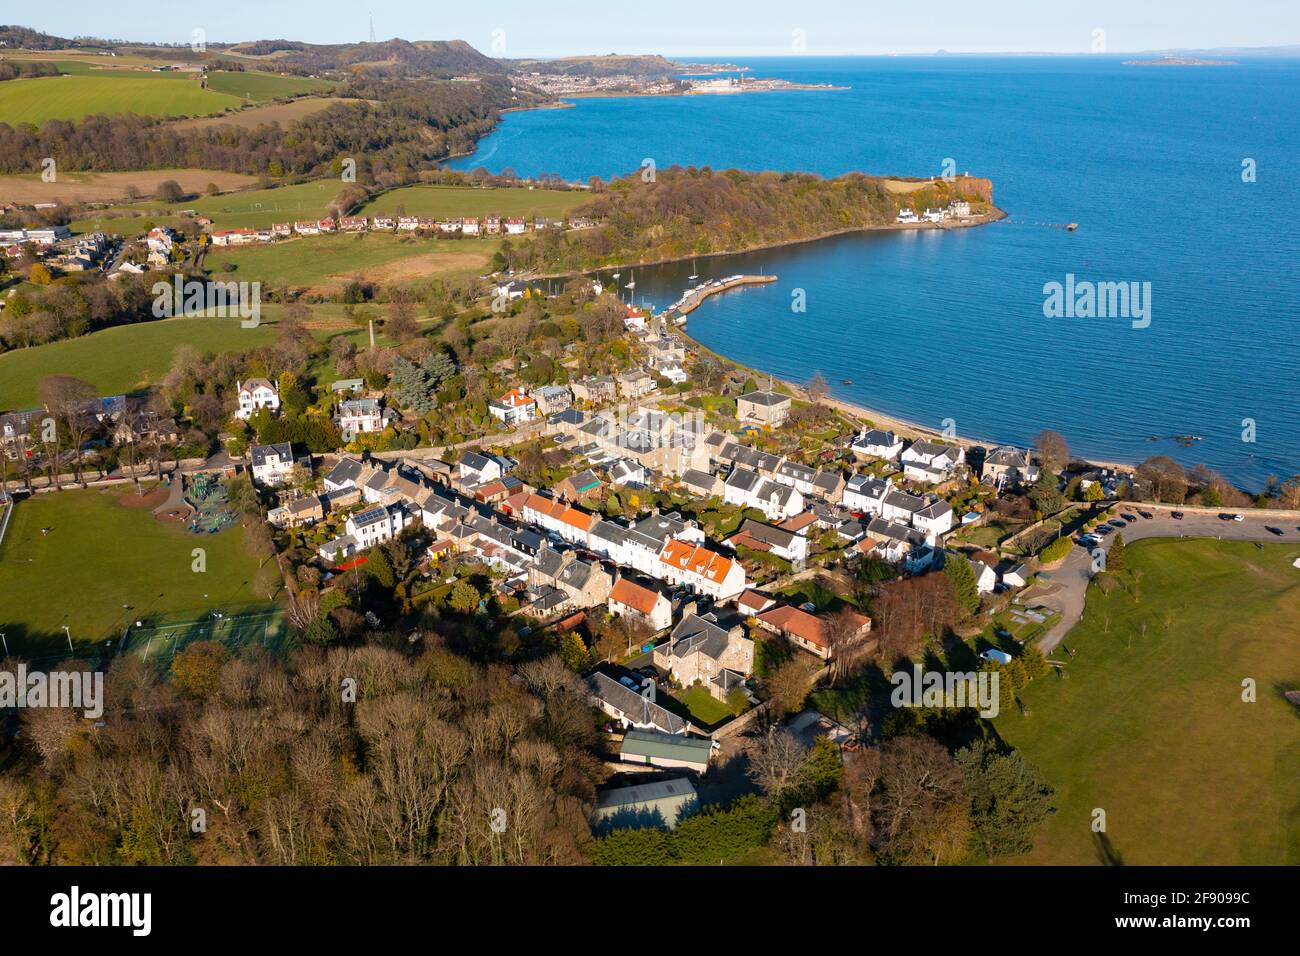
[1232,514,1244,522]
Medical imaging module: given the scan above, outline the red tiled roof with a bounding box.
[659,539,737,586]
[610,578,661,616]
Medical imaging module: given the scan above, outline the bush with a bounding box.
[1039,537,1071,564]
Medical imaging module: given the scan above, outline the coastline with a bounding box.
[528,207,1008,281]
[675,321,1137,476]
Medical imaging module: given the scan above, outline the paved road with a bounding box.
[1029,508,1300,652]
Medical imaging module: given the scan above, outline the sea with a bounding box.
[451,55,1300,487]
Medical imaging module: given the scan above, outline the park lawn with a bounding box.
[675,685,736,728]
[0,73,242,125]
[359,184,590,220]
[0,487,270,657]
[996,538,1300,865]
[209,233,498,292]
[203,70,335,102]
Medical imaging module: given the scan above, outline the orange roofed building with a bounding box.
[757,604,872,661]
[489,388,537,427]
[521,493,598,545]
[657,538,747,602]
[608,577,673,631]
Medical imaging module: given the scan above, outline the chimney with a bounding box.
[682,600,698,620]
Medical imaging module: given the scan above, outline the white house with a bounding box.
[608,577,673,632]
[235,379,280,420]
[336,398,385,441]
[901,440,965,484]
[842,474,891,513]
[913,499,955,540]
[850,428,904,462]
[723,467,805,522]
[488,389,537,427]
[249,442,295,487]
[459,451,508,485]
[657,538,747,602]
[607,458,647,487]
[725,518,808,566]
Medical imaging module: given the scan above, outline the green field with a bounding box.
[203,70,335,102]
[68,180,347,233]
[0,316,278,410]
[0,487,272,658]
[996,538,1300,865]
[208,232,498,291]
[0,73,242,125]
[359,184,590,220]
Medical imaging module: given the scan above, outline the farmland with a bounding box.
[66,180,349,234]
[203,70,335,101]
[358,184,590,220]
[0,169,260,206]
[208,233,498,292]
[996,539,1300,865]
[168,96,350,131]
[0,72,242,125]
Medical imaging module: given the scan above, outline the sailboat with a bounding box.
[688,258,699,282]
[624,272,636,304]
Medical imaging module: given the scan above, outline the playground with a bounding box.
[184,472,239,535]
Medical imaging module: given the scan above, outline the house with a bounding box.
[505,218,527,235]
[948,199,972,218]
[850,428,904,462]
[531,385,572,415]
[982,446,1040,487]
[270,494,324,528]
[271,223,291,238]
[530,549,612,608]
[900,440,966,484]
[966,555,997,593]
[522,492,599,545]
[913,499,955,540]
[656,540,747,602]
[340,217,368,232]
[458,450,514,487]
[679,468,723,499]
[618,729,713,774]
[725,518,808,566]
[335,397,385,441]
[331,379,365,395]
[623,306,649,332]
[488,389,537,427]
[735,589,778,617]
[617,368,656,399]
[736,390,792,427]
[723,467,805,522]
[318,502,413,561]
[249,443,295,487]
[397,216,420,232]
[145,228,174,256]
[209,228,258,246]
[654,611,754,700]
[591,777,698,832]
[842,474,890,513]
[293,220,320,236]
[607,458,647,488]
[923,207,946,223]
[556,469,603,500]
[234,379,280,420]
[572,377,617,405]
[757,604,871,661]
[587,671,688,735]
[460,217,480,235]
[323,456,366,492]
[372,216,396,231]
[608,577,673,632]
[1000,563,1031,588]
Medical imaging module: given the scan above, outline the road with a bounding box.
[1030,508,1300,652]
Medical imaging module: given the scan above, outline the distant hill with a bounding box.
[508,54,684,77]
[225,37,506,76]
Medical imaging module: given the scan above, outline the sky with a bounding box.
[18,0,1300,57]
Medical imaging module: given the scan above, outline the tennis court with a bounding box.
[122,608,290,669]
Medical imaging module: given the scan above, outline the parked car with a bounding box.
[1231,514,1244,522]
[1120,513,1138,521]
[1171,511,1185,520]
[1265,526,1285,536]
[1109,519,1127,528]
[1218,513,1235,521]
[1095,525,1113,536]
[1138,510,1154,519]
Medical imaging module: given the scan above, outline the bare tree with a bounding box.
[39,375,99,488]
[746,727,811,806]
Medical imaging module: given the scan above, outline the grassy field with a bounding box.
[208,232,497,292]
[0,487,271,657]
[0,317,278,410]
[3,170,259,207]
[675,685,736,728]
[0,306,387,411]
[359,184,590,220]
[996,538,1300,865]
[0,73,242,125]
[203,70,335,102]
[168,96,349,131]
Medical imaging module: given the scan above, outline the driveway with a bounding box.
[1030,508,1300,652]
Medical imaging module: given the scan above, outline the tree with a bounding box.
[1200,483,1222,507]
[870,735,969,866]
[1082,480,1104,502]
[449,580,480,614]
[955,739,1055,860]
[943,556,982,615]
[156,180,186,202]
[746,728,811,810]
[1033,429,1069,474]
[1028,471,1064,516]
[170,641,229,699]
[1136,455,1187,504]
[765,659,812,718]
[1107,532,1127,572]
[39,374,99,488]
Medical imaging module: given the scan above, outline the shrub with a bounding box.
[1040,537,1071,564]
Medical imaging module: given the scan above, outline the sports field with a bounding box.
[996,538,1300,865]
[0,487,272,659]
[203,70,335,102]
[0,73,242,125]
[359,184,590,220]
[208,233,498,292]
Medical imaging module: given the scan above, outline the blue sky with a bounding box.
[23,1,1300,57]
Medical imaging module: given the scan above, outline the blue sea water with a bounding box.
[452,56,1300,486]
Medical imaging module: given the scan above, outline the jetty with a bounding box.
[660,274,777,324]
